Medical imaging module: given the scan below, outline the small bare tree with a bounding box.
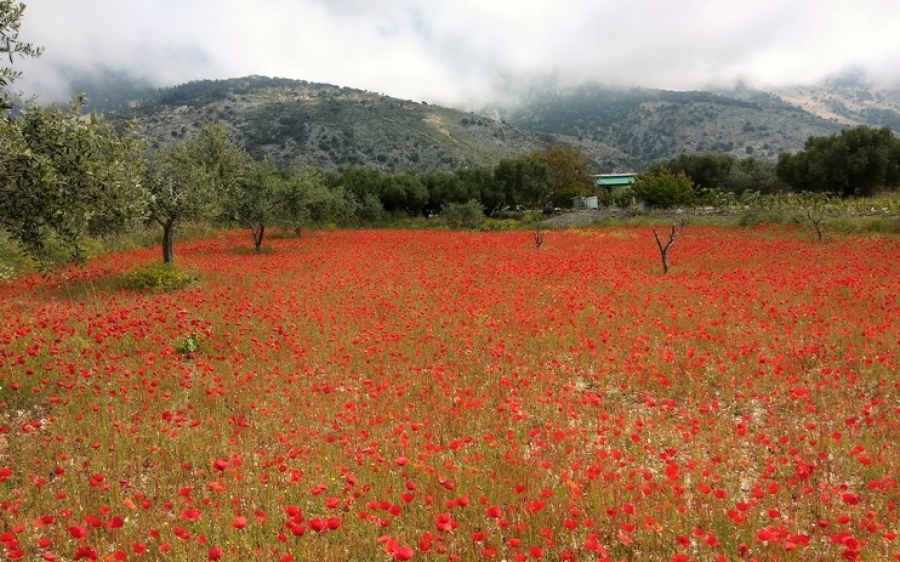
[652,221,683,274]
[796,191,833,242]
[807,209,825,241]
[534,222,544,249]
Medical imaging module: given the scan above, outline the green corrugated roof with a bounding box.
[595,174,636,187]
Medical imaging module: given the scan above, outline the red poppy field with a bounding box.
[2,227,899,562]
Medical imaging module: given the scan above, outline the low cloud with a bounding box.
[13,0,900,108]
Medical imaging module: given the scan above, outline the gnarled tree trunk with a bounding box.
[252,223,265,252]
[162,218,176,264]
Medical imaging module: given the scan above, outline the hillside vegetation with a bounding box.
[105,76,900,173]
[112,76,633,173]
[501,78,900,164]
[500,85,847,163]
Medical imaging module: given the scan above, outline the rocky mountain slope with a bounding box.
[496,78,900,165]
[769,83,900,131]
[111,76,633,173]
[105,75,900,172]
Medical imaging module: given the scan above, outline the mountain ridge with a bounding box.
[110,76,635,173]
[100,75,900,172]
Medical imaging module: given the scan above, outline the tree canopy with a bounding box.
[221,158,282,251]
[658,153,734,192]
[631,169,694,209]
[1,1,42,110]
[526,146,594,207]
[776,125,900,197]
[145,123,247,263]
[0,100,146,264]
[1,2,150,266]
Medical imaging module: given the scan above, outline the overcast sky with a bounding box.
[13,0,900,108]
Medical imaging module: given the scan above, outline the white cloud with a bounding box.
[12,0,900,106]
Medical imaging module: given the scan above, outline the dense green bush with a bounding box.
[442,200,485,230]
[631,170,694,209]
[121,262,197,292]
[660,153,734,192]
[356,193,386,223]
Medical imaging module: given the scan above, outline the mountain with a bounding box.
[497,85,830,163]
[65,68,157,114]
[768,83,900,131]
[103,75,900,172]
[495,81,900,165]
[109,76,634,173]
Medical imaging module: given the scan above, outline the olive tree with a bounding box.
[1,0,42,111]
[660,153,734,192]
[493,157,550,211]
[527,146,593,207]
[441,199,485,230]
[221,157,280,252]
[776,126,900,197]
[1,1,147,266]
[145,123,245,263]
[652,221,683,274]
[282,167,357,234]
[631,169,694,209]
[0,100,146,264]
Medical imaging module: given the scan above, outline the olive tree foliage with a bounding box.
[527,146,593,207]
[441,199,485,230]
[1,1,147,266]
[493,157,550,211]
[776,125,900,198]
[0,100,147,264]
[659,153,784,196]
[723,157,785,195]
[423,171,479,216]
[380,172,428,215]
[660,153,733,192]
[283,166,357,233]
[221,157,279,251]
[221,161,359,249]
[325,166,385,224]
[355,192,386,223]
[631,169,695,209]
[1,0,42,111]
[303,179,357,229]
[144,141,213,264]
[144,123,245,263]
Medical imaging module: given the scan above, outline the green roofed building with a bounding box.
[573,173,638,209]
[595,173,637,190]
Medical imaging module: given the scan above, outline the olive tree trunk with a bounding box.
[162,218,176,264]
